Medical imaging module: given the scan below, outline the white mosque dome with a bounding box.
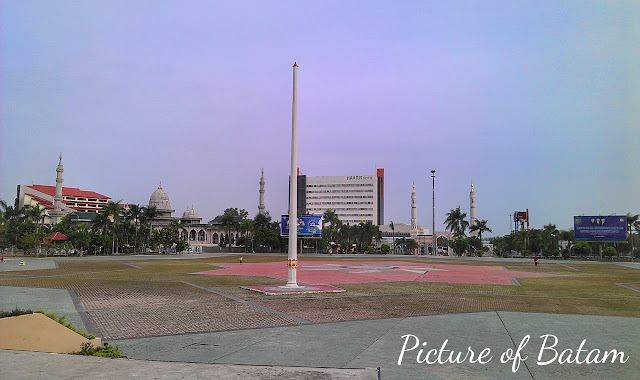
[149,184,172,211]
[182,207,199,219]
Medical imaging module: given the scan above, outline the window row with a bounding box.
[306,183,374,188]
[306,189,374,194]
[307,195,373,199]
[66,203,105,208]
[307,201,373,205]
[179,230,244,245]
[309,207,374,212]
[63,197,107,202]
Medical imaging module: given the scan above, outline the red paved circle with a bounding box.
[195,261,559,285]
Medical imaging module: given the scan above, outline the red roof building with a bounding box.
[17,184,111,223]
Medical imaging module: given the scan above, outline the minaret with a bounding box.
[51,153,64,224]
[469,182,477,235]
[258,168,266,215]
[410,182,417,231]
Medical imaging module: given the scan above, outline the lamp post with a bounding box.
[431,170,436,255]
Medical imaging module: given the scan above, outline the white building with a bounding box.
[297,169,384,225]
[378,183,453,255]
[146,184,242,250]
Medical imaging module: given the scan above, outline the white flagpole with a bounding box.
[286,62,299,287]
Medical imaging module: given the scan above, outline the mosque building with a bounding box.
[145,168,271,251]
[148,183,175,228]
[378,182,452,255]
[146,183,243,251]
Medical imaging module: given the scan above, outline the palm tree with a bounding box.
[405,238,418,255]
[91,207,110,253]
[221,208,239,252]
[389,221,395,254]
[469,219,492,242]
[542,223,559,255]
[71,223,91,256]
[240,218,254,252]
[103,201,122,254]
[126,204,144,253]
[254,212,272,230]
[1,200,27,250]
[142,206,158,252]
[559,229,574,255]
[0,200,7,237]
[444,206,469,238]
[25,204,47,227]
[356,221,379,248]
[167,219,186,252]
[322,209,341,246]
[626,213,639,256]
[633,219,640,258]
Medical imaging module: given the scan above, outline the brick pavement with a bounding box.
[2,256,639,343]
[196,261,560,285]
[88,302,302,339]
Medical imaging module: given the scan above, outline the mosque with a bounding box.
[378,181,495,256]
[145,170,267,252]
[18,154,261,252]
[379,182,453,255]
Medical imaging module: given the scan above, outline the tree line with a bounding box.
[490,214,640,259]
[3,197,638,259]
[0,198,288,255]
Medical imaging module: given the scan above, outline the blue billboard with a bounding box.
[574,216,627,241]
[281,215,323,237]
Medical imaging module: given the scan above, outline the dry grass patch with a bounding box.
[2,255,640,338]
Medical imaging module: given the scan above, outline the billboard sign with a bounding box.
[514,211,528,222]
[281,215,323,237]
[574,216,627,241]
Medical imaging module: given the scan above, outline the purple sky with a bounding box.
[2,1,638,237]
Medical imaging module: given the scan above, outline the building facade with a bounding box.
[17,155,111,224]
[296,169,384,225]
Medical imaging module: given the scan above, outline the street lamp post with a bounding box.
[431,170,436,255]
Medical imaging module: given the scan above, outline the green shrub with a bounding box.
[0,307,34,318]
[75,342,122,358]
[34,310,96,339]
[602,246,617,258]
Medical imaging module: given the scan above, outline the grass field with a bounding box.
[1,255,639,339]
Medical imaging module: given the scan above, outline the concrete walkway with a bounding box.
[107,312,639,380]
[0,350,377,379]
[2,312,638,379]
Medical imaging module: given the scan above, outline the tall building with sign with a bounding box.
[295,169,384,225]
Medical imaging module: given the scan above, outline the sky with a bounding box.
[1,1,639,237]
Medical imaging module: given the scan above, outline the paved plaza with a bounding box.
[1,254,639,379]
[196,260,560,285]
